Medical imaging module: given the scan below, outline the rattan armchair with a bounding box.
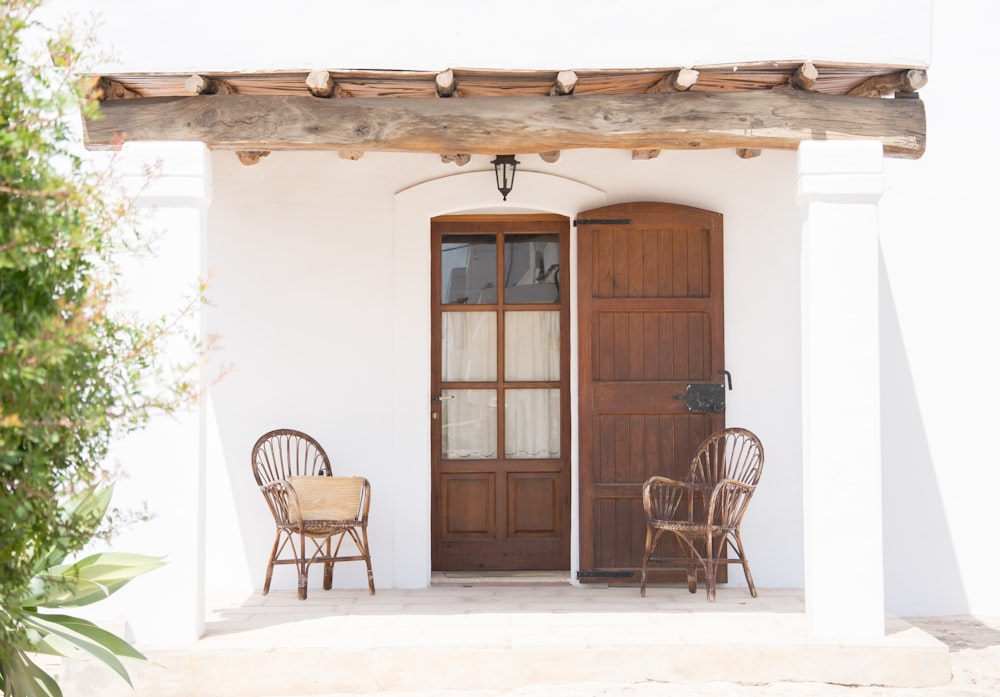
[640,427,764,601]
[251,428,375,600]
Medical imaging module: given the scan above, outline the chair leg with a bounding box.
[704,534,718,602]
[731,531,757,597]
[360,528,375,595]
[323,537,333,590]
[263,533,281,596]
[639,526,663,597]
[686,562,698,594]
[297,533,309,600]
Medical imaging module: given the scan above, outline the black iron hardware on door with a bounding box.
[674,369,733,413]
[572,218,632,226]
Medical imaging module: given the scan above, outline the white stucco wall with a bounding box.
[878,0,1000,616]
[37,0,1000,627]
[200,148,807,596]
[43,0,931,72]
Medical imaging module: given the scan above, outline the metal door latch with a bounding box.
[673,370,733,413]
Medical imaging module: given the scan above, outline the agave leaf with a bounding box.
[0,649,63,697]
[19,553,165,609]
[53,552,166,583]
[20,614,138,685]
[16,575,107,610]
[25,613,147,662]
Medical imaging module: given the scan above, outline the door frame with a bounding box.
[393,170,606,586]
[430,214,572,571]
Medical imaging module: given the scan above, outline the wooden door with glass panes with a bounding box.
[431,215,570,570]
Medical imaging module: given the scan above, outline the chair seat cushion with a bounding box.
[287,476,364,523]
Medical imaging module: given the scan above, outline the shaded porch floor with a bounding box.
[58,579,952,697]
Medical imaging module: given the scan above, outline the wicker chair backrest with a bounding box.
[688,427,763,489]
[252,428,333,486]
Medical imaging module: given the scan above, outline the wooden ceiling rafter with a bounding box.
[847,68,928,98]
[185,74,235,95]
[83,61,929,163]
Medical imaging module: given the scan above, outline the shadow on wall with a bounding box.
[879,252,967,616]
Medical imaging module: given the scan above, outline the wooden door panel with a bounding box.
[578,202,725,584]
[508,472,563,537]
[591,226,712,299]
[441,474,496,537]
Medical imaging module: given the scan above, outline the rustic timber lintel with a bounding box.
[82,89,927,159]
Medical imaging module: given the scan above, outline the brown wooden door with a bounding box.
[577,202,725,583]
[431,215,571,571]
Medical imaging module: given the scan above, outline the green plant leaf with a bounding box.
[0,648,64,697]
[19,552,165,609]
[20,614,140,686]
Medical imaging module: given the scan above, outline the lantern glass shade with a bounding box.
[491,155,519,200]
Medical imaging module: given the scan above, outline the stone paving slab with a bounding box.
[54,586,957,697]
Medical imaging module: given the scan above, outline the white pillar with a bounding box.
[107,142,212,642]
[797,141,885,637]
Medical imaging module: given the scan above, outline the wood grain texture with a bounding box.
[83,89,926,158]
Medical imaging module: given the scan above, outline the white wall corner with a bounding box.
[796,141,884,204]
[118,141,213,208]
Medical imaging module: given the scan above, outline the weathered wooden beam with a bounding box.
[440,153,471,166]
[94,77,142,100]
[82,90,927,159]
[647,68,699,94]
[847,69,928,98]
[550,70,578,96]
[436,69,457,97]
[790,62,819,91]
[185,74,236,95]
[538,151,561,163]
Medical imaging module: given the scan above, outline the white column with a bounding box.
[107,142,212,641]
[797,141,885,637]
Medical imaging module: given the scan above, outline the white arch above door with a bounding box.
[389,170,605,588]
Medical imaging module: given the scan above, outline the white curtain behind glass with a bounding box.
[506,311,560,458]
[505,311,559,381]
[442,312,496,382]
[506,389,560,459]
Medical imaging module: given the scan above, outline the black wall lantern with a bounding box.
[491,155,519,201]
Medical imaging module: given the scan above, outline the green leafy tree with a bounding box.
[1,1,206,694]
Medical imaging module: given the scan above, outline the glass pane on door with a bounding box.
[505,389,560,459]
[443,312,497,381]
[504,234,560,303]
[442,389,497,459]
[505,311,559,381]
[442,235,497,304]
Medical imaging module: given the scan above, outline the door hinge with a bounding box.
[573,218,632,226]
[576,570,635,579]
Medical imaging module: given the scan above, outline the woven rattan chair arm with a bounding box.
[706,478,756,528]
[358,478,372,523]
[261,479,301,527]
[642,476,697,522]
